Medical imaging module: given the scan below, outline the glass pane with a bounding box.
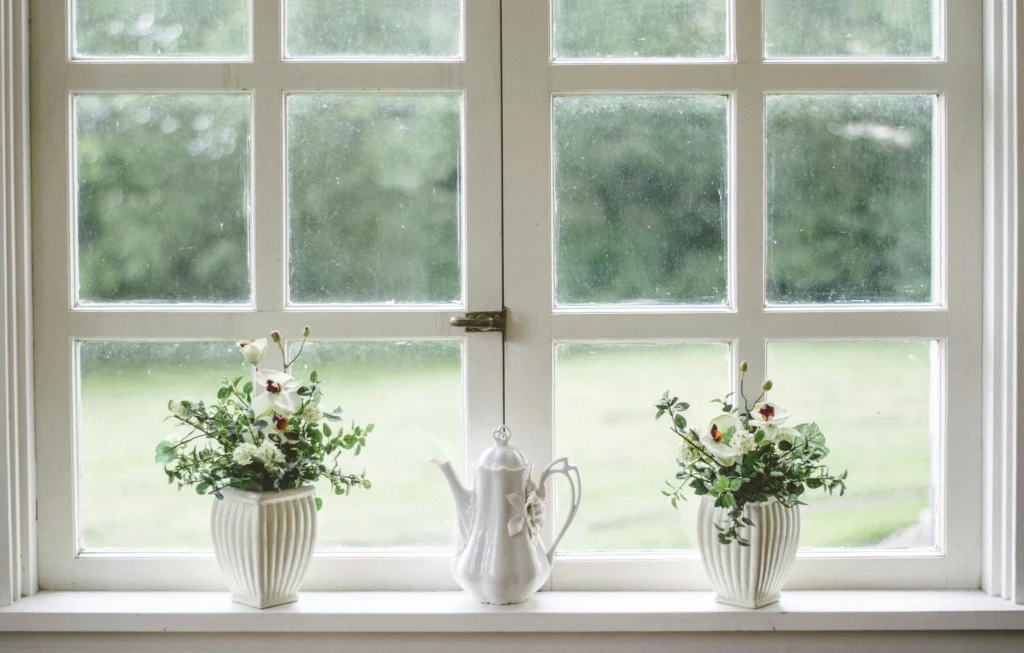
[79,341,249,548]
[552,0,727,59]
[555,342,730,550]
[286,0,461,58]
[767,340,937,549]
[288,94,461,305]
[289,340,464,547]
[554,95,728,306]
[74,0,250,58]
[75,94,251,304]
[765,0,934,59]
[766,95,934,305]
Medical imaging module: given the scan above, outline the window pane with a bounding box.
[289,340,464,547]
[75,95,251,304]
[79,339,464,549]
[765,0,934,59]
[767,340,936,549]
[288,94,461,305]
[74,0,250,58]
[79,341,248,548]
[552,0,727,59]
[766,95,934,305]
[554,95,728,307]
[286,0,461,58]
[554,342,730,550]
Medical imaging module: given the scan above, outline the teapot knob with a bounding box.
[492,425,512,446]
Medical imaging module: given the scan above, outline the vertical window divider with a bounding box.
[252,0,285,313]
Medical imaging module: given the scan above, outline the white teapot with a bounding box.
[431,426,582,604]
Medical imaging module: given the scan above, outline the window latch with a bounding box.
[450,309,507,335]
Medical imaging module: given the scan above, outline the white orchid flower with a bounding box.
[252,369,303,417]
[699,433,742,467]
[236,338,268,367]
[708,414,742,444]
[749,402,789,430]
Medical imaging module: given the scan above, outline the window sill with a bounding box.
[0,591,1022,633]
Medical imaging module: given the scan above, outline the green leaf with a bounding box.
[323,424,332,437]
[242,381,253,395]
[673,414,687,430]
[315,496,323,511]
[310,370,319,383]
[155,440,178,464]
[366,423,374,433]
[217,387,230,400]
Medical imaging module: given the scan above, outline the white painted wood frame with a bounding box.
[502,0,984,590]
[12,0,1022,599]
[0,0,35,606]
[29,0,504,590]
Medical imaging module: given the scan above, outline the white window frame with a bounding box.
[27,0,505,591]
[503,0,982,590]
[0,0,1019,602]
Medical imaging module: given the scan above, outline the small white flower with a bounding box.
[252,369,303,417]
[232,443,259,466]
[236,338,268,367]
[297,403,324,425]
[731,430,758,454]
[255,440,286,469]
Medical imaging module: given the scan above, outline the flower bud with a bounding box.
[303,326,311,338]
[270,330,282,343]
[761,380,773,391]
[739,361,748,373]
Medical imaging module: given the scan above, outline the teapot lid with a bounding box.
[477,426,529,470]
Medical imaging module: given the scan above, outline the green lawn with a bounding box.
[79,340,934,551]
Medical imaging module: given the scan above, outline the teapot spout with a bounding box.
[430,458,474,543]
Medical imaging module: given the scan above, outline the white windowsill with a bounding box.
[0,591,1022,633]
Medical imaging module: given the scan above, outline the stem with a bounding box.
[285,334,309,372]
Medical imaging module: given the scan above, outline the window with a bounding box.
[31,0,983,591]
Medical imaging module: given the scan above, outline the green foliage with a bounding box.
[158,331,373,507]
[655,370,847,546]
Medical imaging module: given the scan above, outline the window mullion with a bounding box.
[733,0,766,395]
[251,0,285,312]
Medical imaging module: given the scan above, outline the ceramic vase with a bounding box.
[210,485,317,608]
[696,496,800,609]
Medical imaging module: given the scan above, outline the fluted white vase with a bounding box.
[696,496,800,609]
[210,485,318,608]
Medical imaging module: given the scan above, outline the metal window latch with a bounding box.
[450,308,507,335]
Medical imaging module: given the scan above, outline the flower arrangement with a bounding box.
[655,361,847,545]
[156,328,373,510]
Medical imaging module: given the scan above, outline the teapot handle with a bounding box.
[538,457,582,564]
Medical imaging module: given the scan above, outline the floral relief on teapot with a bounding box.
[431,426,582,605]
